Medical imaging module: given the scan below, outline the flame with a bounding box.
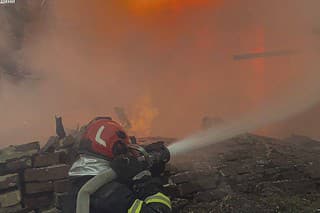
[125,0,219,16]
[129,95,159,136]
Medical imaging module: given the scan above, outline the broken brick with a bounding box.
[58,135,75,149]
[41,136,59,153]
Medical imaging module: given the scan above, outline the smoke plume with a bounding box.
[0,0,320,146]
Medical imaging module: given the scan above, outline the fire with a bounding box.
[125,0,218,16]
[129,95,159,136]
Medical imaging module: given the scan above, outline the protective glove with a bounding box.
[144,142,168,176]
[110,155,149,183]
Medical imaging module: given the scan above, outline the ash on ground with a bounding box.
[167,134,320,212]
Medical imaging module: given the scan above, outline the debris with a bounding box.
[178,182,199,196]
[233,49,299,60]
[40,136,59,153]
[57,135,75,149]
[114,107,132,130]
[0,132,320,211]
[55,116,66,139]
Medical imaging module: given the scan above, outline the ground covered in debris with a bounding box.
[165,134,320,213]
[0,134,320,212]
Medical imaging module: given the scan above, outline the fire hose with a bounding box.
[75,143,171,213]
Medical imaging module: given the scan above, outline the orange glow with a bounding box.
[251,27,267,135]
[251,27,265,104]
[125,0,219,16]
[129,95,159,136]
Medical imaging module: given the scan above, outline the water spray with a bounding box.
[168,76,320,157]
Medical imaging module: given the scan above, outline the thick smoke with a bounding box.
[0,0,319,146]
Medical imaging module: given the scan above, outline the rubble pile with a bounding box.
[0,136,75,213]
[0,133,319,212]
[166,134,320,212]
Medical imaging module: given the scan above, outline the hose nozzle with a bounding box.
[128,142,170,168]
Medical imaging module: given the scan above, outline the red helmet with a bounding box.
[79,117,131,159]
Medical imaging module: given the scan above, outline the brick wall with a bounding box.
[0,136,75,213]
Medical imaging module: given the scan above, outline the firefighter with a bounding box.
[64,117,171,213]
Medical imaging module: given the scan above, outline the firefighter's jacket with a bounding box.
[63,154,171,213]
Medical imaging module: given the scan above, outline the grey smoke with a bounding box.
[1,0,320,146]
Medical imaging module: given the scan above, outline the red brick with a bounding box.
[0,190,21,208]
[25,182,53,194]
[6,157,32,172]
[24,194,53,209]
[0,173,19,190]
[0,203,23,213]
[24,165,70,182]
[15,142,40,152]
[33,153,61,168]
[53,179,71,193]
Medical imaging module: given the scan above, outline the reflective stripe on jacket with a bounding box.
[128,192,171,213]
